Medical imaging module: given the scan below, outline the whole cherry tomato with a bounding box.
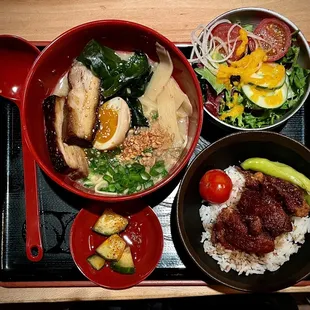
[199,169,232,203]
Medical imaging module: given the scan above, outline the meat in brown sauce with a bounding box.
[63,61,100,148]
[212,170,310,255]
[262,175,310,217]
[212,207,275,254]
[238,188,292,238]
[43,95,89,179]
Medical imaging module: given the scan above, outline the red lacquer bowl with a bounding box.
[22,20,203,202]
[70,200,163,289]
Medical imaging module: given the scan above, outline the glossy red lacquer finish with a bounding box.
[22,20,203,202]
[0,35,39,103]
[0,35,43,262]
[70,200,163,289]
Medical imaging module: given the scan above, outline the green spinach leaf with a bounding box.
[77,39,122,79]
[101,51,150,98]
[77,40,151,127]
[119,69,153,98]
[125,98,149,127]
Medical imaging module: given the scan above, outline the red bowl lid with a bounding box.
[70,199,163,289]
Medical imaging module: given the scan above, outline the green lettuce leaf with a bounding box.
[279,44,310,111]
[241,24,254,32]
[280,46,300,66]
[195,67,226,95]
[223,109,286,129]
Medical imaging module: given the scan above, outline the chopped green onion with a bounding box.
[107,184,116,192]
[128,187,137,194]
[120,177,130,187]
[142,147,153,154]
[113,173,122,182]
[114,183,123,193]
[129,173,143,182]
[85,147,168,194]
[118,166,126,174]
[144,180,154,188]
[141,171,151,181]
[150,169,159,177]
[108,167,115,176]
[103,175,113,183]
[83,182,93,188]
[130,163,144,172]
[151,111,159,120]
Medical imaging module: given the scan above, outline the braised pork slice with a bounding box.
[261,175,310,217]
[64,61,100,147]
[212,207,275,254]
[238,188,292,238]
[241,170,264,189]
[212,170,310,254]
[43,95,89,179]
[242,171,310,217]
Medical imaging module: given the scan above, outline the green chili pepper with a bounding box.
[241,157,310,193]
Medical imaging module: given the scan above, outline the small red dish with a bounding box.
[70,200,163,289]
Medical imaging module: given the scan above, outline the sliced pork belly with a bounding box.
[64,61,100,147]
[43,95,89,179]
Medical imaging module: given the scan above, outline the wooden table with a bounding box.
[1,0,310,43]
[1,0,310,303]
[1,282,310,303]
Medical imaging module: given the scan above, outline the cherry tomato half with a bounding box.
[211,23,243,61]
[199,169,233,204]
[249,18,291,62]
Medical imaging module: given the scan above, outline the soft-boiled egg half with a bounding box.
[93,97,131,150]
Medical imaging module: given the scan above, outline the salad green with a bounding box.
[196,44,309,129]
[192,20,310,129]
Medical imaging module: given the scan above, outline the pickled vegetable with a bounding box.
[92,209,128,236]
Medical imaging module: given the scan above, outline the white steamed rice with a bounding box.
[199,166,310,276]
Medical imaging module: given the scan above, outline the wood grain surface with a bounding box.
[1,285,310,303]
[0,0,309,43]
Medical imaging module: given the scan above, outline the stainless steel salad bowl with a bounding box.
[191,7,310,131]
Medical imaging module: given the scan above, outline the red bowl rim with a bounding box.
[22,19,204,202]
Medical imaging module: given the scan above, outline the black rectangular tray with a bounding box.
[1,45,309,286]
